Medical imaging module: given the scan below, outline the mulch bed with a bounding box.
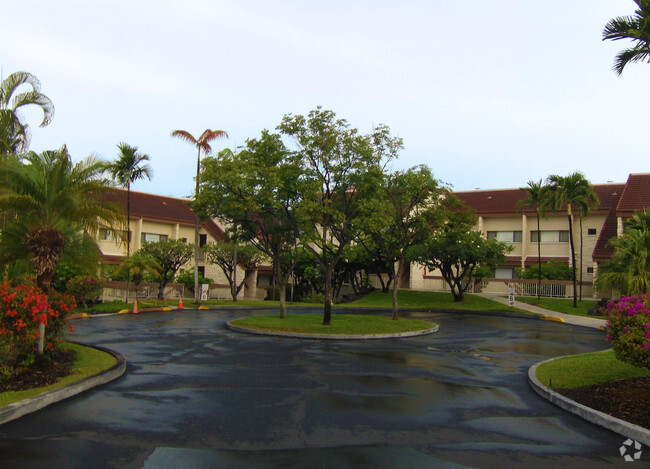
[0,349,76,393]
[557,376,650,430]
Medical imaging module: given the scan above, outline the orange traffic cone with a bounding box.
[133,299,139,315]
[178,296,184,310]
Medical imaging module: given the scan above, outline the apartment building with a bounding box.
[409,173,650,296]
[96,188,262,299]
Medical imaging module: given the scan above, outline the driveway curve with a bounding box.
[0,308,637,468]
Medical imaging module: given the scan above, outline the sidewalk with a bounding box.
[475,293,607,330]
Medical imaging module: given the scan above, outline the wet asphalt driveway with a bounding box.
[0,308,635,468]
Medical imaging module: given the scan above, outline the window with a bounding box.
[530,230,569,243]
[487,231,522,242]
[141,232,168,243]
[587,267,594,274]
[490,268,520,279]
[587,228,597,236]
[199,234,208,247]
[198,266,205,277]
[99,228,130,242]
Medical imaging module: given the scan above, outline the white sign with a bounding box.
[200,283,209,301]
[508,295,515,307]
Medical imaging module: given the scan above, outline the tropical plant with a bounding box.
[66,275,105,308]
[171,128,228,302]
[113,251,161,299]
[0,71,54,155]
[109,142,152,302]
[603,0,650,75]
[137,239,193,299]
[277,108,399,325]
[195,131,305,317]
[597,216,650,296]
[516,179,550,299]
[202,241,264,301]
[409,197,512,302]
[546,173,599,307]
[174,270,213,295]
[602,294,650,371]
[0,147,122,293]
[360,165,445,319]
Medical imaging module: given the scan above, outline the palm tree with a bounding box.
[109,142,152,303]
[171,129,228,302]
[113,251,160,301]
[603,0,650,75]
[546,173,599,307]
[0,71,54,154]
[0,146,122,293]
[597,227,650,295]
[516,179,550,299]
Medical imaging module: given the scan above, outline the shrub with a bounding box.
[602,294,650,371]
[174,270,213,294]
[66,275,105,308]
[0,282,76,380]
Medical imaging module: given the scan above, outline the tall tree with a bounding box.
[171,128,228,303]
[603,0,650,75]
[196,132,305,318]
[138,239,193,300]
[278,108,399,325]
[0,71,54,155]
[202,241,264,301]
[361,165,445,319]
[109,142,152,303]
[0,146,122,293]
[516,179,550,299]
[546,173,599,307]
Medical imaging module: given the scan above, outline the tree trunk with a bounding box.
[323,266,333,325]
[126,183,131,304]
[194,147,201,304]
[536,212,541,299]
[579,216,583,301]
[568,212,577,308]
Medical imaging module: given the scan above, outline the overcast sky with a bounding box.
[2,0,646,198]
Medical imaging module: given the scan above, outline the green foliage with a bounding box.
[602,295,650,371]
[517,260,572,281]
[409,196,512,302]
[202,241,263,300]
[603,0,650,75]
[277,107,400,324]
[175,270,213,294]
[66,275,105,308]
[0,71,54,155]
[597,210,650,295]
[0,282,75,381]
[0,147,123,292]
[138,239,193,299]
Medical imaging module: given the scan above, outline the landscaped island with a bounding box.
[228,313,438,339]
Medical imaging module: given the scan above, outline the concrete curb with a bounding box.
[0,343,127,426]
[227,321,439,340]
[528,354,650,446]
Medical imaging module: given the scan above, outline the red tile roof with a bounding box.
[616,173,650,215]
[454,184,625,217]
[101,188,224,241]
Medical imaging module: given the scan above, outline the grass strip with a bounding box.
[515,296,599,317]
[231,313,435,335]
[0,342,117,407]
[536,349,649,389]
[348,290,531,313]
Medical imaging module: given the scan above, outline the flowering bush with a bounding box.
[66,275,104,308]
[0,282,76,380]
[602,294,650,371]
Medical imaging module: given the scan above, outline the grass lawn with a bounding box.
[536,349,649,389]
[516,296,599,317]
[348,290,531,314]
[230,313,436,335]
[0,342,117,407]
